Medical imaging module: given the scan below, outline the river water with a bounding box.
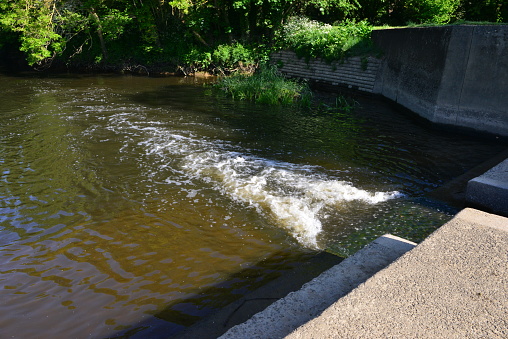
[0,74,504,338]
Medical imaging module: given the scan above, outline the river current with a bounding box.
[0,74,504,338]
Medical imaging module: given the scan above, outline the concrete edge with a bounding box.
[466,158,508,217]
[427,148,508,208]
[455,207,508,232]
[218,234,416,339]
[172,251,343,339]
[286,207,508,338]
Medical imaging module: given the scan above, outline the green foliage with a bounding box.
[0,0,64,66]
[0,0,134,67]
[1,0,506,69]
[455,0,507,23]
[212,43,255,67]
[356,0,502,25]
[97,9,132,40]
[392,0,461,25]
[179,42,272,74]
[214,65,312,105]
[277,17,376,62]
[182,48,212,70]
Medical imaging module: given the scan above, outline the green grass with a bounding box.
[213,66,312,105]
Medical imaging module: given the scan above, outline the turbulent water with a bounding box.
[0,74,504,338]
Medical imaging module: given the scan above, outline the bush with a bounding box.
[276,17,376,62]
[181,48,212,70]
[179,42,272,74]
[212,43,255,69]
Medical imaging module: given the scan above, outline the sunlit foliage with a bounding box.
[0,0,506,69]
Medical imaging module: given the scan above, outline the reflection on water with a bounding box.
[0,74,504,337]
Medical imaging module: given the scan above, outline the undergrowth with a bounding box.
[276,17,379,62]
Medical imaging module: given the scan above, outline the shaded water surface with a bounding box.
[0,74,504,338]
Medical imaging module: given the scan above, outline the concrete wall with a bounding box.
[372,26,508,136]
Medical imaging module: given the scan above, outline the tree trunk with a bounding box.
[90,8,108,61]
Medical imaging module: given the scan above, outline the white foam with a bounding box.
[182,151,401,249]
[106,112,402,249]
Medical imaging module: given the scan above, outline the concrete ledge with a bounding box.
[287,208,508,339]
[466,158,508,217]
[219,235,416,339]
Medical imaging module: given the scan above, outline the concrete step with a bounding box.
[466,158,508,217]
[285,208,508,339]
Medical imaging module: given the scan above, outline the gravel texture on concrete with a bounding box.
[287,208,508,339]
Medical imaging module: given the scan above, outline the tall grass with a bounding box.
[214,66,312,105]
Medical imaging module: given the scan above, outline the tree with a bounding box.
[0,0,132,67]
[0,0,64,67]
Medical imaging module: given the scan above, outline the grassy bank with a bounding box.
[213,66,312,105]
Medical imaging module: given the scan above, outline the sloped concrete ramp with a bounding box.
[287,208,508,339]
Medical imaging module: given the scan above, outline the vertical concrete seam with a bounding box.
[456,26,475,125]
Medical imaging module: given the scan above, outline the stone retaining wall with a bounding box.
[270,51,381,93]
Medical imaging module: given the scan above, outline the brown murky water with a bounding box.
[0,74,504,338]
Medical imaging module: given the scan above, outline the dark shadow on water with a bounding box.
[105,249,342,338]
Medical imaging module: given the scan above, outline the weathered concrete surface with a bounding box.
[373,26,508,137]
[219,235,416,339]
[287,208,508,339]
[467,158,508,217]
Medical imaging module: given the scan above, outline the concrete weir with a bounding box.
[272,26,508,138]
[221,208,508,339]
[199,26,508,339]
[372,25,508,137]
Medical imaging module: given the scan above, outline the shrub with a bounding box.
[276,17,376,62]
[212,43,255,68]
[182,48,212,70]
[180,42,272,74]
